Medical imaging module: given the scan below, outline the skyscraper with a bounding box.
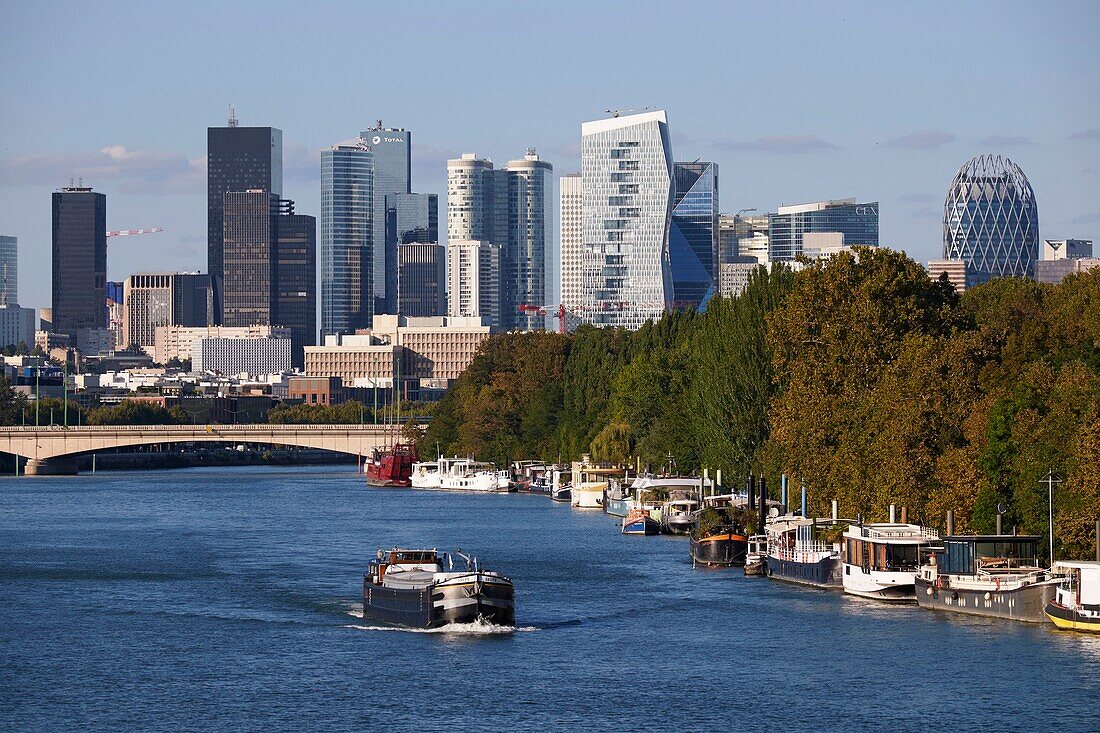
[448,240,501,328]
[122,273,213,354]
[943,154,1039,287]
[503,150,553,329]
[274,209,317,367]
[669,162,719,309]
[361,123,411,316]
[447,153,505,243]
[580,111,674,329]
[558,173,582,311]
[0,235,17,306]
[386,193,438,249]
[398,243,446,317]
[207,110,282,321]
[320,140,374,336]
[768,198,878,261]
[222,190,275,328]
[52,186,107,339]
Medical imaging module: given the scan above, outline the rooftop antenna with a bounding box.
[605,107,652,118]
[228,105,239,127]
[376,119,383,130]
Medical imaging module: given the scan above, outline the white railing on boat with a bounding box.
[860,525,940,540]
[770,541,837,562]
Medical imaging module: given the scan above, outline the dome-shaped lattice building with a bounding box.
[942,154,1038,287]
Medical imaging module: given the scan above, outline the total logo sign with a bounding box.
[370,135,404,145]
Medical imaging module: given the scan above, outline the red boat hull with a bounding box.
[365,444,417,487]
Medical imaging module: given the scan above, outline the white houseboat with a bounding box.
[842,523,941,602]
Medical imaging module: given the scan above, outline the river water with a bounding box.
[1,465,1097,732]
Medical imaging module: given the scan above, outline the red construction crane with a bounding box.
[518,303,576,335]
[106,227,164,238]
[519,300,667,334]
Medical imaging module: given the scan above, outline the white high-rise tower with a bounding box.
[580,111,674,329]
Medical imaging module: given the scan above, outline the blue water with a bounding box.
[1,465,1097,732]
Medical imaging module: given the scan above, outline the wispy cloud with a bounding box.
[898,192,936,204]
[715,135,839,154]
[283,141,320,182]
[884,130,956,150]
[910,205,940,219]
[0,145,205,194]
[1068,129,1100,141]
[979,135,1034,147]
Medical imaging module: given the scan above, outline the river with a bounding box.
[1,465,1097,731]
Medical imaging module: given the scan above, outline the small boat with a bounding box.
[603,479,635,517]
[744,535,768,576]
[842,523,941,602]
[410,459,441,489]
[662,492,700,535]
[510,460,543,491]
[550,485,572,503]
[914,534,1062,622]
[1046,561,1100,633]
[411,456,508,492]
[569,457,628,509]
[365,443,418,487]
[765,513,844,589]
[622,508,660,536]
[363,548,515,628]
[690,524,748,567]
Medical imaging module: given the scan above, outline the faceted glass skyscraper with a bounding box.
[320,141,373,336]
[669,162,718,309]
[0,235,17,306]
[580,111,674,329]
[943,154,1038,287]
[361,124,410,315]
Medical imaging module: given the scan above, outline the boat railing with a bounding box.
[770,540,836,562]
[860,525,939,540]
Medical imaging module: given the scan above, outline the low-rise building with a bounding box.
[1036,257,1100,285]
[192,336,293,376]
[304,315,491,396]
[155,324,291,365]
[287,375,347,405]
[718,257,765,298]
[928,259,969,293]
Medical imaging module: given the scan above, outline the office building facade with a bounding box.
[559,173,583,310]
[0,235,17,306]
[768,198,878,261]
[504,150,553,329]
[52,186,107,341]
[670,162,719,309]
[0,304,36,349]
[1042,239,1092,261]
[928,259,969,293]
[447,154,503,243]
[398,243,446,317]
[321,141,373,336]
[222,190,275,328]
[122,273,213,354]
[447,240,501,328]
[207,114,282,319]
[273,211,317,367]
[580,111,675,329]
[154,324,290,365]
[943,154,1038,287]
[386,192,438,249]
[192,336,292,375]
[361,124,411,315]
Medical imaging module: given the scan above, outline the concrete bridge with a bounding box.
[0,424,407,475]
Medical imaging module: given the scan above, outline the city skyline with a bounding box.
[1,1,1098,309]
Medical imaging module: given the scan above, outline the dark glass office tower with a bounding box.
[273,210,317,368]
[768,199,879,261]
[669,162,719,310]
[52,186,107,336]
[397,243,446,317]
[360,123,411,316]
[175,274,214,327]
[208,114,282,321]
[222,190,276,328]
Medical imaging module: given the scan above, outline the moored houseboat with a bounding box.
[689,512,748,567]
[365,443,418,487]
[1046,561,1100,633]
[662,491,701,535]
[765,513,844,588]
[363,548,514,628]
[842,523,941,602]
[914,534,1061,622]
[744,535,768,576]
[622,507,661,536]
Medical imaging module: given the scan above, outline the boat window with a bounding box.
[974,540,1038,569]
[886,543,919,570]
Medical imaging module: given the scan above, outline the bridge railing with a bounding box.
[0,424,398,432]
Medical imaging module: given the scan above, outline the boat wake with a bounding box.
[343,614,537,635]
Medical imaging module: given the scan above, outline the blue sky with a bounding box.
[1,0,1097,309]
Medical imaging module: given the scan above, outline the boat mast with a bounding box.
[1045,469,1062,567]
